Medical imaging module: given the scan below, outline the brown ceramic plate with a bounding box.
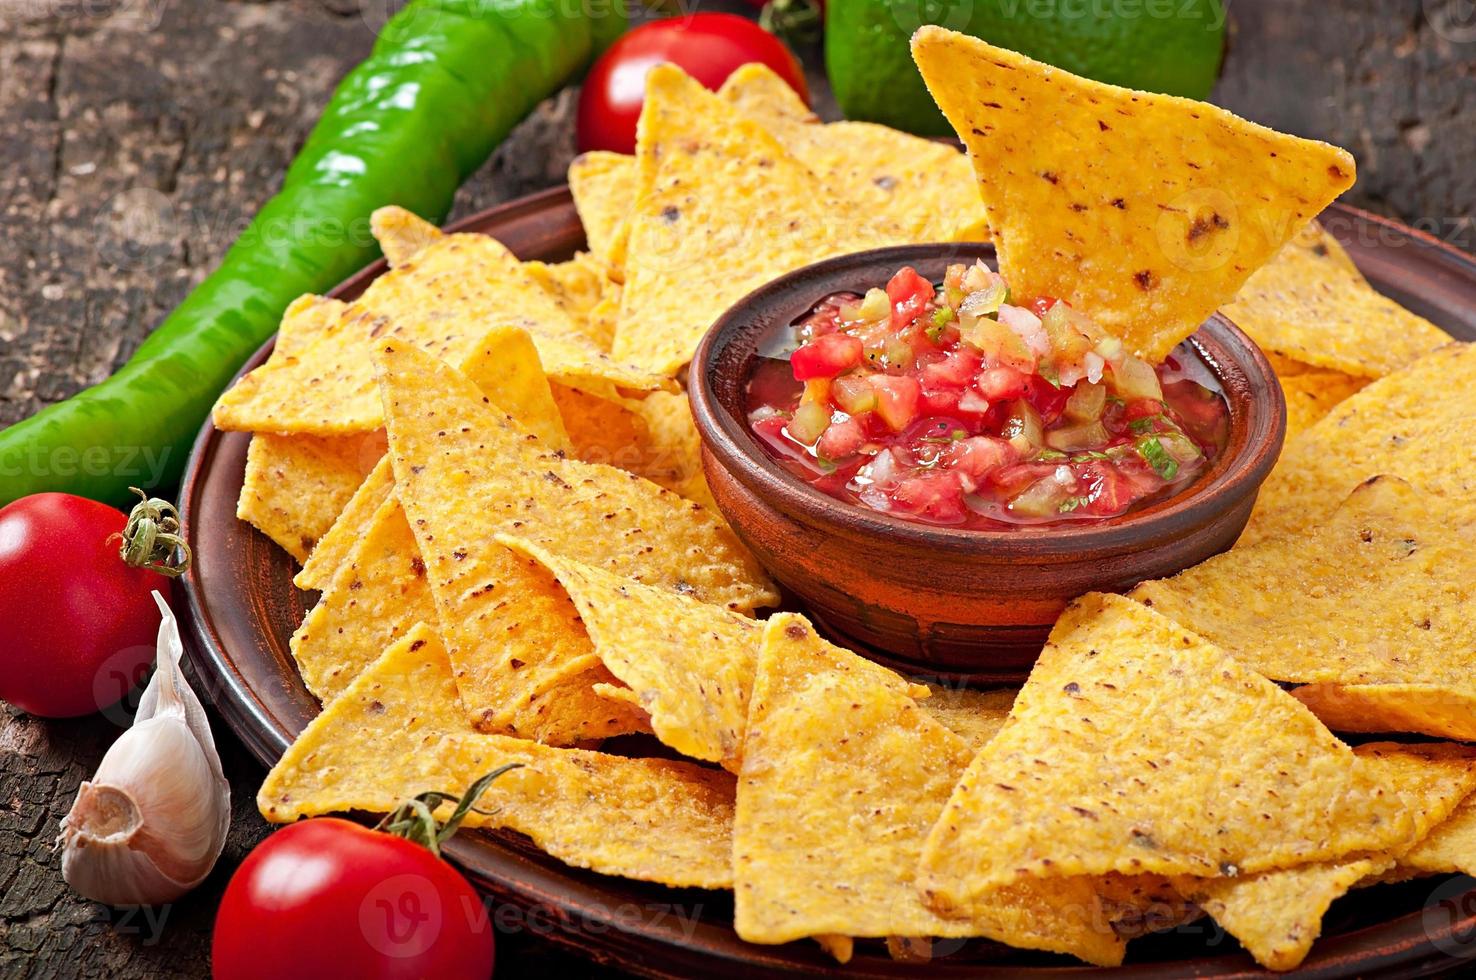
[178,188,1476,979]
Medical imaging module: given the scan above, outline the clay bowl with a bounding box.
[688,243,1286,681]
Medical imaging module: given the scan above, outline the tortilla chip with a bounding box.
[288,494,434,700]
[1243,343,1476,544]
[568,150,636,265]
[550,384,652,473]
[292,325,571,592]
[917,685,1017,754]
[718,64,982,243]
[612,65,908,378]
[1131,477,1476,738]
[1291,684,1476,742]
[1224,222,1449,379]
[497,537,758,771]
[716,63,819,126]
[1173,742,1476,970]
[1402,794,1476,876]
[371,205,443,267]
[373,341,776,612]
[237,429,385,563]
[1279,369,1369,440]
[261,624,736,889]
[734,614,1125,965]
[918,594,1439,912]
[911,27,1356,362]
[525,253,613,351]
[1093,874,1203,940]
[213,233,670,435]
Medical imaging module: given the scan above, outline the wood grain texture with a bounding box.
[0,1,1471,977]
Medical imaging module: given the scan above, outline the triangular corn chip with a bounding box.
[612,65,908,377]
[568,150,638,265]
[213,233,670,435]
[293,325,571,592]
[1224,222,1449,379]
[911,27,1355,362]
[734,615,1126,966]
[371,205,443,267]
[1173,742,1476,970]
[1401,794,1476,877]
[718,64,983,243]
[919,594,1439,910]
[1279,368,1368,440]
[237,429,384,563]
[1243,343,1476,544]
[1132,476,1476,739]
[261,624,736,889]
[917,685,1017,754]
[373,341,776,612]
[497,536,759,771]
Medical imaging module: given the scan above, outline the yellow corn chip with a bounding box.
[734,615,1126,966]
[716,63,818,126]
[288,494,434,700]
[1174,742,1476,971]
[525,252,613,351]
[613,65,908,378]
[718,64,982,243]
[213,232,670,435]
[261,624,736,889]
[911,27,1356,362]
[292,325,572,592]
[1243,343,1476,544]
[374,342,776,611]
[568,150,636,264]
[918,685,1016,754]
[1132,477,1476,740]
[1279,369,1369,440]
[1401,794,1476,876]
[550,384,652,473]
[583,282,622,354]
[1224,222,1449,379]
[1093,874,1203,940]
[1291,684,1476,742]
[628,390,718,510]
[371,205,444,267]
[497,537,758,771]
[237,430,385,563]
[919,594,1438,911]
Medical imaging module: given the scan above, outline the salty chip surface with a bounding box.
[261,624,736,889]
[919,594,1433,910]
[911,27,1355,362]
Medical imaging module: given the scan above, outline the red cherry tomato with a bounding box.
[0,494,166,718]
[577,14,809,154]
[213,818,494,980]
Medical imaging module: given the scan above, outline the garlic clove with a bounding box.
[58,592,231,907]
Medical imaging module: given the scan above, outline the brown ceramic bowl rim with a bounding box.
[688,243,1286,560]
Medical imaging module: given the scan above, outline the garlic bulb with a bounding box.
[58,592,230,906]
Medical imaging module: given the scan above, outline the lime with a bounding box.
[826,0,1227,136]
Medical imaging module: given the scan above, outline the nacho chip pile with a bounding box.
[213,33,1476,975]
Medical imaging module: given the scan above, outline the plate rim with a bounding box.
[176,190,1476,979]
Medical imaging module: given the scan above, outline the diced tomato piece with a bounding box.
[890,471,967,523]
[919,386,963,418]
[870,374,921,431]
[943,435,1018,482]
[919,349,982,388]
[987,461,1060,495]
[816,416,866,460]
[976,365,1031,402]
[798,294,858,337]
[1025,373,1072,423]
[1124,398,1166,422]
[886,267,935,329]
[1076,462,1138,517]
[791,333,863,380]
[1030,295,1061,318]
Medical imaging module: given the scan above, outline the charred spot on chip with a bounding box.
[873,175,898,191]
[1328,163,1348,180]
[1063,681,1082,696]
[1186,212,1230,243]
[784,622,808,640]
[660,205,681,224]
[367,700,385,714]
[1040,170,1060,184]
[1110,197,1126,209]
[1133,269,1159,291]
[410,556,426,577]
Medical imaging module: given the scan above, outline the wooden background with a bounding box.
[1,1,1472,976]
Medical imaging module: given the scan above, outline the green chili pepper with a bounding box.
[0,0,625,508]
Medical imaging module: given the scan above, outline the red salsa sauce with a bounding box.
[745,263,1229,529]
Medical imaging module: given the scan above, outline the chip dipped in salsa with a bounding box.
[745,263,1230,528]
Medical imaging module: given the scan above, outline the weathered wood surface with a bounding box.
[0,2,1471,977]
